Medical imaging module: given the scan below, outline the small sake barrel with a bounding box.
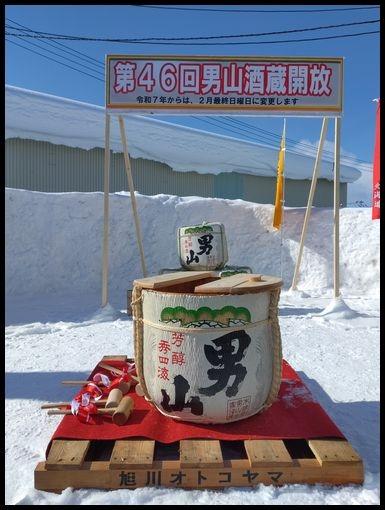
[132,272,283,424]
[178,223,228,271]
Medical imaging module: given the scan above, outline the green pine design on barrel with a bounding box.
[160,305,251,328]
[220,269,248,277]
[184,225,214,235]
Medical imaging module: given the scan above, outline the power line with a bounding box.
[191,115,261,143]
[5,17,375,168]
[194,116,293,149]
[5,25,373,170]
[224,117,327,153]
[223,117,371,165]
[8,33,105,77]
[131,4,380,14]
[6,29,379,46]
[5,38,104,82]
[145,30,380,46]
[6,27,370,166]
[6,18,105,70]
[4,19,379,42]
[191,116,372,170]
[217,116,373,169]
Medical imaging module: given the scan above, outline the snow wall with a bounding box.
[5,188,379,304]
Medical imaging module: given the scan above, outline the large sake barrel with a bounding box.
[132,271,283,424]
[177,222,228,271]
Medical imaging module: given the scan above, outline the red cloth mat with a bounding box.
[49,359,344,448]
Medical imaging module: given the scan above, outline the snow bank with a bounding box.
[5,85,360,182]
[5,188,379,305]
[5,190,379,505]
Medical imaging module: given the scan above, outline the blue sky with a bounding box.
[5,4,380,190]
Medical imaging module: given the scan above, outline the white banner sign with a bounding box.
[106,55,343,116]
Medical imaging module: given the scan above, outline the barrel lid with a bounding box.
[134,271,282,294]
[133,270,216,289]
[194,273,282,294]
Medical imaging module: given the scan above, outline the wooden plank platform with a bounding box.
[35,437,363,492]
[35,355,364,492]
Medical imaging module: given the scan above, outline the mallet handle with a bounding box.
[61,381,104,386]
[41,399,108,409]
[98,362,125,375]
[47,407,117,416]
[98,362,139,382]
[98,408,116,415]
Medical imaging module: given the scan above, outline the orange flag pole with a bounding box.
[273,119,286,230]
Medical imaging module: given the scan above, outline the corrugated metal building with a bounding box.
[5,138,343,207]
[5,86,361,206]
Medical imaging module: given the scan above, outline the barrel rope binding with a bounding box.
[131,285,282,416]
[130,293,143,307]
[131,286,153,402]
[134,316,271,334]
[264,288,282,408]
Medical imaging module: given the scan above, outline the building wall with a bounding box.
[5,138,347,206]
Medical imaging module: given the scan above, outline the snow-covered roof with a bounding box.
[5,85,360,183]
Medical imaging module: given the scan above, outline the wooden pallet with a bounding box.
[34,354,364,492]
[35,436,363,492]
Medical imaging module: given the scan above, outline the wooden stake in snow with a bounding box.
[102,113,111,307]
[118,115,147,278]
[333,117,341,299]
[291,117,329,291]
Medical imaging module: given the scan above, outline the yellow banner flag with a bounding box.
[273,120,286,230]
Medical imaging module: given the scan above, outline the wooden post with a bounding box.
[333,117,341,298]
[291,117,329,290]
[102,113,111,307]
[118,115,148,277]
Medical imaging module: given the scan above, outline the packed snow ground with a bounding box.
[5,189,380,505]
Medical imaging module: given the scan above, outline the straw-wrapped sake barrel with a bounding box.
[178,222,228,271]
[132,271,282,424]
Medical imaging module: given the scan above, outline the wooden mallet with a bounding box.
[46,396,134,425]
[41,389,123,410]
[110,396,134,425]
[97,363,136,393]
[98,362,139,382]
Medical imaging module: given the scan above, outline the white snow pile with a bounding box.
[5,188,379,304]
[5,85,361,182]
[5,188,379,505]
